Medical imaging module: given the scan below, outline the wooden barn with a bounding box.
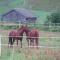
[1,8,37,24]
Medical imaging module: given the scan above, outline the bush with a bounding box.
[0,25,19,30]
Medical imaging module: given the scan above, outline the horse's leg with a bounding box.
[20,38,22,48]
[8,37,14,48]
[30,38,34,48]
[10,37,13,48]
[8,37,12,48]
[28,40,29,46]
[30,39,31,47]
[30,39,32,47]
[33,38,35,48]
[35,38,39,49]
[11,37,15,47]
[27,37,29,47]
[16,37,18,46]
[17,40,18,46]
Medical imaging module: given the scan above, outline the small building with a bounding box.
[1,8,37,24]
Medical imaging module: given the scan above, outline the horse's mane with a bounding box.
[17,25,24,31]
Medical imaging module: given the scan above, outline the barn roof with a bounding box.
[2,8,37,18]
[1,8,37,23]
[15,8,36,18]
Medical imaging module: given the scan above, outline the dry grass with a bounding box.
[1,44,60,60]
[0,30,60,60]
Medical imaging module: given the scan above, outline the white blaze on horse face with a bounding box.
[0,35,1,56]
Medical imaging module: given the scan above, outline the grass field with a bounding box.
[0,30,60,60]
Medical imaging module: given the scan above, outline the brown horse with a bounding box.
[8,25,25,48]
[27,29,39,48]
[23,26,39,48]
[8,25,39,48]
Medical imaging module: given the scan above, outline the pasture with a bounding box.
[0,29,60,60]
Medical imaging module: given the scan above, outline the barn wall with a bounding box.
[17,13,26,23]
[3,11,17,22]
[2,11,27,23]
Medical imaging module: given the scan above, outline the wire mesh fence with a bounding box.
[1,35,60,47]
[0,22,60,60]
[0,36,60,60]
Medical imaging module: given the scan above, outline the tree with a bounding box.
[44,12,60,32]
[46,12,60,25]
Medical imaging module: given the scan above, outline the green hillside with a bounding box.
[26,0,60,12]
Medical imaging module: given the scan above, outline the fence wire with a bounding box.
[1,36,60,48]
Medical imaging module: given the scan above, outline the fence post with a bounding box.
[0,35,1,56]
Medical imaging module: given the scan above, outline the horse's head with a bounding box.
[18,25,29,35]
[23,26,31,36]
[18,25,24,31]
[18,25,30,36]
